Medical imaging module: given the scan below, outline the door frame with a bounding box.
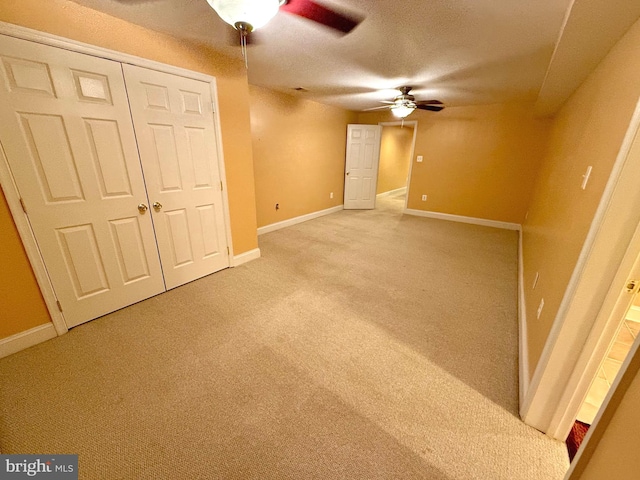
[0,21,235,334]
[520,93,640,439]
[377,121,418,211]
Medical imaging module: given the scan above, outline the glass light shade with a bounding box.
[207,0,281,31]
[391,104,415,118]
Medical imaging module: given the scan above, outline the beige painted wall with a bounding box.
[0,0,259,339]
[377,126,413,195]
[523,17,640,378]
[250,85,357,227]
[0,190,51,338]
[358,104,550,224]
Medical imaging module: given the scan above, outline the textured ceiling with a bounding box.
[68,0,575,111]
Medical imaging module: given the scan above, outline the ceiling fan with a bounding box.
[207,0,362,39]
[365,87,445,118]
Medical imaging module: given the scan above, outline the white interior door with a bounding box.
[0,35,165,327]
[122,64,229,289]
[344,124,382,209]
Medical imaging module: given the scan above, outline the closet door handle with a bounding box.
[153,202,163,211]
[138,203,148,214]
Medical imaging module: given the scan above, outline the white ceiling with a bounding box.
[66,0,629,113]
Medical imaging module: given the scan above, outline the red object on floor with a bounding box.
[566,420,590,462]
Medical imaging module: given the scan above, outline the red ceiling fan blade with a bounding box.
[281,0,361,34]
[416,104,445,112]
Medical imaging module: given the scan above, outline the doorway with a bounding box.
[567,289,640,460]
[376,121,417,211]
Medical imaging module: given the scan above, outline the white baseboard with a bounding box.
[404,208,522,231]
[376,187,407,198]
[0,323,57,359]
[257,205,344,235]
[518,229,530,413]
[232,248,261,267]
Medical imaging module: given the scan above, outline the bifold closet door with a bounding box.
[122,64,229,289]
[0,35,165,328]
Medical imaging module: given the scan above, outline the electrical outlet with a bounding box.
[417,155,423,163]
[537,298,545,319]
[421,194,427,201]
[533,272,539,290]
[330,192,333,199]
[275,203,279,211]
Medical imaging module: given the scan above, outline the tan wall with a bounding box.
[0,0,259,339]
[0,189,51,338]
[523,18,640,378]
[250,85,357,227]
[358,103,550,224]
[377,126,413,195]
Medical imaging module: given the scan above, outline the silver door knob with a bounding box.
[138,203,148,214]
[153,202,163,211]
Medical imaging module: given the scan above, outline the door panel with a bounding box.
[344,124,382,209]
[0,35,165,327]
[123,64,229,289]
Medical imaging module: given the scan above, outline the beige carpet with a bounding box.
[0,193,569,479]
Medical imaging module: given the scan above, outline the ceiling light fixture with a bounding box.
[206,0,284,33]
[391,103,416,118]
[206,0,286,68]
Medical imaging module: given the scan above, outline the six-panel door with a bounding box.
[344,124,382,209]
[0,35,165,327]
[122,64,229,290]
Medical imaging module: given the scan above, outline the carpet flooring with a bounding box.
[0,193,569,479]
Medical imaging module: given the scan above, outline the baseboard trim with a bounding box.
[0,323,57,359]
[404,209,522,231]
[232,248,261,267]
[518,229,530,413]
[376,187,407,198]
[257,205,344,235]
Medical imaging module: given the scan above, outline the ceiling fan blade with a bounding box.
[281,0,362,34]
[363,105,391,112]
[380,100,395,105]
[415,100,444,106]
[416,104,445,112]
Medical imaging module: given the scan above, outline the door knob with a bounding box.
[153,202,163,211]
[138,203,148,214]
[346,171,350,175]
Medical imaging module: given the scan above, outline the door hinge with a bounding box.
[19,198,27,214]
[626,280,639,293]
[211,101,216,113]
[220,181,223,192]
[56,300,63,312]
[227,246,230,255]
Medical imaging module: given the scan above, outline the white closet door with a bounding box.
[0,35,165,328]
[344,124,382,209]
[122,64,229,289]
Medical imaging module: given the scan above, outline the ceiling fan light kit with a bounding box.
[391,103,416,118]
[206,0,284,32]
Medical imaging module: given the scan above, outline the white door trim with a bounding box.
[0,22,235,333]
[520,94,640,437]
[378,120,418,211]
